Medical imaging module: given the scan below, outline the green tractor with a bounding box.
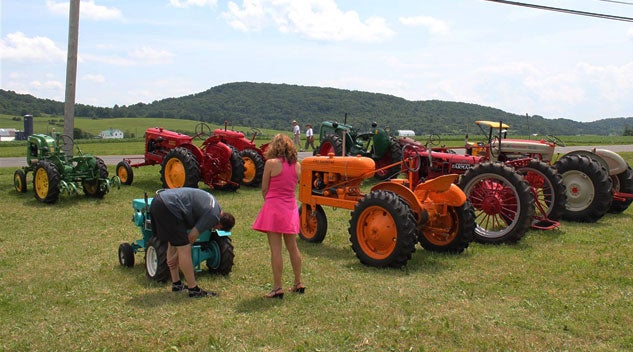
[315,117,402,179]
[13,133,120,203]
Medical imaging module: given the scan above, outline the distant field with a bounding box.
[1,114,632,158]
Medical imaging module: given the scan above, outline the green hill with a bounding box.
[2,82,632,136]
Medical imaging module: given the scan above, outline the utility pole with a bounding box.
[63,0,80,155]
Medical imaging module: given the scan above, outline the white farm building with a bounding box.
[99,128,124,139]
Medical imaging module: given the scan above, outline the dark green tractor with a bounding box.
[315,119,402,179]
[13,134,120,203]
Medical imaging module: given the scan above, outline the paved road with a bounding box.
[2,147,632,168]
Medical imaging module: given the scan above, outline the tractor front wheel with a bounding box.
[299,204,328,243]
[458,162,534,244]
[206,235,235,276]
[33,160,61,203]
[516,159,567,222]
[419,202,475,253]
[240,148,265,187]
[116,161,134,185]
[14,169,27,193]
[118,243,135,267]
[83,157,109,198]
[145,236,169,282]
[161,147,200,189]
[553,154,612,222]
[349,190,417,268]
[609,165,633,214]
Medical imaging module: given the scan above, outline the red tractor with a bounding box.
[211,122,270,187]
[116,123,244,191]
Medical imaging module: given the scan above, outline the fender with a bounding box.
[562,149,627,175]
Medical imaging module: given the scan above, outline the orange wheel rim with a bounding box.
[242,157,255,183]
[356,205,397,260]
[117,167,129,183]
[165,159,185,188]
[301,208,318,239]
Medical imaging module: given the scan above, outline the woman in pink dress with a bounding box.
[252,133,304,299]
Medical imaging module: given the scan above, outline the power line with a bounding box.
[484,0,633,22]
[597,0,633,5]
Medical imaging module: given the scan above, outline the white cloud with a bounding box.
[399,16,450,35]
[30,80,64,91]
[129,46,175,64]
[169,0,218,8]
[83,74,106,83]
[222,0,394,42]
[46,0,122,21]
[0,32,66,62]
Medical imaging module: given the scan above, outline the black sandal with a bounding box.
[289,283,306,294]
[265,287,284,299]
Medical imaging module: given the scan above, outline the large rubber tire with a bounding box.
[348,190,417,268]
[116,161,134,185]
[33,160,61,204]
[553,154,612,222]
[206,235,234,276]
[14,169,27,193]
[457,162,534,244]
[516,159,566,222]
[374,139,403,180]
[213,148,244,191]
[418,201,475,253]
[161,147,200,189]
[83,157,109,198]
[609,166,633,214]
[298,204,328,243]
[145,236,169,282]
[118,243,135,267]
[317,133,344,156]
[240,148,265,187]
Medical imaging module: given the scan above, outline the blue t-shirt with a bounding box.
[157,188,221,233]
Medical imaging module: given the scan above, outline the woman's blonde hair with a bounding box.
[264,133,297,164]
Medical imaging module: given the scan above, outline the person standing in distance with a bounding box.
[292,120,302,151]
[304,123,316,152]
[150,187,235,298]
[252,133,304,299]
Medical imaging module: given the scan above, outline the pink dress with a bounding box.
[252,159,300,234]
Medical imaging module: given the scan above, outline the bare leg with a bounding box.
[267,232,284,289]
[166,244,180,283]
[176,244,196,288]
[283,234,302,286]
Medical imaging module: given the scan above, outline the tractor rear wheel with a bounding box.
[318,134,344,156]
[349,190,417,268]
[240,148,264,187]
[14,169,27,193]
[118,243,135,267]
[161,147,200,189]
[83,157,109,198]
[374,139,403,180]
[145,236,169,282]
[214,148,245,191]
[516,159,566,222]
[418,202,475,253]
[116,161,134,185]
[206,235,234,276]
[609,166,633,214]
[33,160,61,203]
[299,204,328,243]
[458,162,534,244]
[553,154,612,222]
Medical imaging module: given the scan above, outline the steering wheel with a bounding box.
[59,134,82,156]
[194,122,213,140]
[402,144,421,173]
[489,137,500,159]
[250,127,262,138]
[426,133,440,147]
[545,135,566,147]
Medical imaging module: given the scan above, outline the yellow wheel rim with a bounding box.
[164,158,186,188]
[34,167,49,199]
[242,157,255,183]
[117,166,129,184]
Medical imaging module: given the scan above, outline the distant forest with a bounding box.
[1,82,632,136]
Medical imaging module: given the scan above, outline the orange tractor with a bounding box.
[298,153,475,268]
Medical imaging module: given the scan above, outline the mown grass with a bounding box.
[1,152,633,351]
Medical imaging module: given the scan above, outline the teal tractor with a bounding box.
[315,116,402,179]
[118,194,234,281]
[13,133,120,203]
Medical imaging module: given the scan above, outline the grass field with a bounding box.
[1,149,633,351]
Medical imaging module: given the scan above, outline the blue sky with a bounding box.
[2,0,633,122]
